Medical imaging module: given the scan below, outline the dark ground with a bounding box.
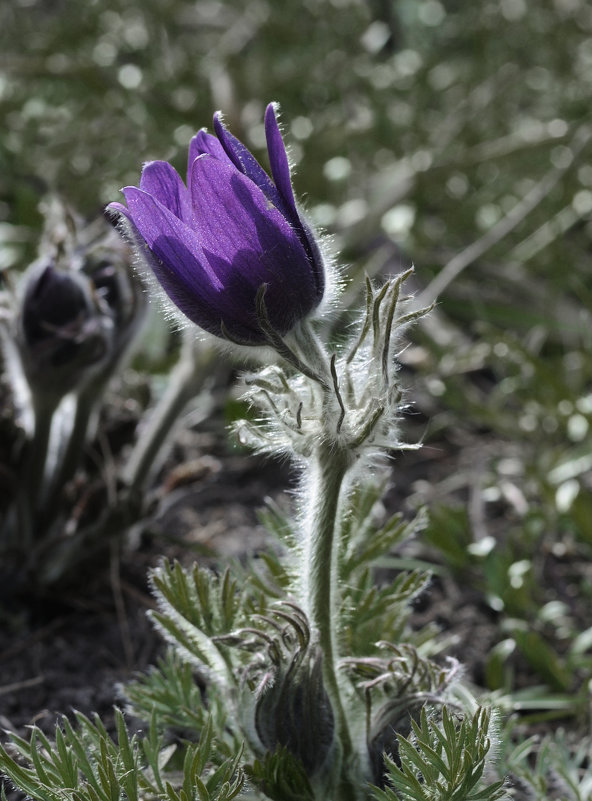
[0,428,284,737]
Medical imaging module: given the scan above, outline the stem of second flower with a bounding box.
[299,439,365,799]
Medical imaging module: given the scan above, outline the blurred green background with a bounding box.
[2,0,592,726]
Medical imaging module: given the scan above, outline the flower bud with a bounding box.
[253,644,335,775]
[17,262,112,400]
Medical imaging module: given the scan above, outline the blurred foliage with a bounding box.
[3,0,592,273]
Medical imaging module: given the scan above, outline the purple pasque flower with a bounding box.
[108,104,325,345]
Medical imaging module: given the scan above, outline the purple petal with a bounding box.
[264,103,298,217]
[121,186,230,323]
[212,112,289,217]
[188,155,306,273]
[264,105,325,300]
[121,187,219,285]
[139,161,193,224]
[212,113,249,174]
[188,154,318,331]
[187,130,231,181]
[109,199,234,335]
[106,201,132,221]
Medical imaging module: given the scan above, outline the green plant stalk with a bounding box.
[20,394,60,546]
[41,384,100,522]
[300,439,365,800]
[122,341,216,495]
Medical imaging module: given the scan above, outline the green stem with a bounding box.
[41,386,99,521]
[121,339,216,495]
[20,394,58,547]
[300,440,362,800]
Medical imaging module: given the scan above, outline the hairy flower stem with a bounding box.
[291,321,330,378]
[301,440,363,800]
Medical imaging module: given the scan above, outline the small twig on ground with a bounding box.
[0,676,44,697]
[109,540,135,669]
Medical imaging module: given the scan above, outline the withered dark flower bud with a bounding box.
[367,700,417,788]
[18,262,113,399]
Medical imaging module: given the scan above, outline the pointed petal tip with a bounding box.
[139,159,177,178]
[139,159,161,173]
[265,101,280,120]
[264,102,297,215]
[105,200,129,219]
[193,126,209,144]
[212,112,228,144]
